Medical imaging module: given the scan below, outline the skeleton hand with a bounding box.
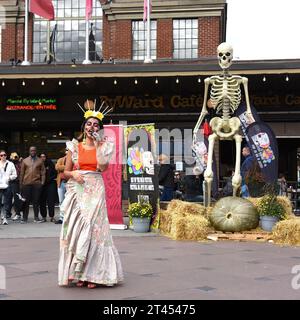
[246,112,255,124]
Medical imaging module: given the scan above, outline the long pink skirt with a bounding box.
[58,172,124,286]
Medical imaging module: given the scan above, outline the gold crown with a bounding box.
[76,99,113,121]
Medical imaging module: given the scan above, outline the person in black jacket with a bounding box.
[158,154,175,201]
[39,153,58,222]
[182,166,204,202]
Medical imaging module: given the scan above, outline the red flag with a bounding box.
[203,119,212,137]
[143,0,152,22]
[86,0,93,20]
[29,0,55,20]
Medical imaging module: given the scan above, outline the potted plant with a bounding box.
[127,201,153,233]
[257,194,285,231]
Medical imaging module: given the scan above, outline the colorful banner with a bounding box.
[246,122,278,184]
[235,102,260,141]
[124,124,159,223]
[235,102,278,183]
[102,125,124,225]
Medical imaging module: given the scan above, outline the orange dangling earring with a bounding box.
[83,131,86,145]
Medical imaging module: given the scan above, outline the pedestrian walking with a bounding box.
[7,152,23,221]
[0,150,17,225]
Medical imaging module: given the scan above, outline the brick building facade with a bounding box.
[0,0,226,62]
[99,0,225,60]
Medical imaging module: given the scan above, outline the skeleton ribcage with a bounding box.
[210,77,241,118]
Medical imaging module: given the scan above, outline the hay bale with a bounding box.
[166,199,207,217]
[276,196,293,218]
[247,197,260,208]
[166,199,184,212]
[170,216,187,240]
[272,218,300,246]
[184,215,211,241]
[159,200,210,241]
[170,215,210,241]
[159,210,173,234]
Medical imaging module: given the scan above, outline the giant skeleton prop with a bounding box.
[192,43,254,206]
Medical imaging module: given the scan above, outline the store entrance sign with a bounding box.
[6,97,57,111]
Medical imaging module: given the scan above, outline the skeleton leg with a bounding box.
[232,133,242,196]
[204,133,218,207]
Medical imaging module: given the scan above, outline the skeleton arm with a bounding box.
[242,77,254,121]
[193,77,211,142]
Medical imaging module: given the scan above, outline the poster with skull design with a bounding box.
[246,121,278,183]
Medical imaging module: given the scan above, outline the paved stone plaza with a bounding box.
[0,218,300,300]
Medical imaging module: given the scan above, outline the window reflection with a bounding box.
[132,20,157,61]
[173,19,198,59]
[33,0,103,63]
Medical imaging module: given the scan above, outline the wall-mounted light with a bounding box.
[198,77,201,83]
[262,76,266,82]
[1,81,5,87]
[114,79,117,85]
[41,80,45,86]
[58,80,62,86]
[134,79,138,85]
[176,78,179,84]
[285,75,289,82]
[76,80,79,85]
[155,78,159,84]
[22,80,26,86]
[58,131,62,136]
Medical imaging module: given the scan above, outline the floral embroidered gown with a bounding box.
[58,139,124,286]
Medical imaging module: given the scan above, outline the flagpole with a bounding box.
[21,0,31,66]
[46,20,50,63]
[83,20,92,64]
[144,0,152,64]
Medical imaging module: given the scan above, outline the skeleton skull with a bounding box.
[217,42,233,70]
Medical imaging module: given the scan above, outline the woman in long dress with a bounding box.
[58,115,124,289]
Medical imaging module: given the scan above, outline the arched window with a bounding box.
[33,0,102,63]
